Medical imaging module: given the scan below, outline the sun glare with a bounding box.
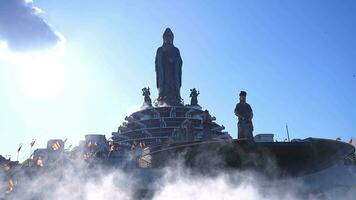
[0,42,66,100]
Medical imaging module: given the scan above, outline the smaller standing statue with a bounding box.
[142,87,152,107]
[189,88,200,106]
[234,91,254,140]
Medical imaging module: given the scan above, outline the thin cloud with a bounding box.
[0,0,64,52]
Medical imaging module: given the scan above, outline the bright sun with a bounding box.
[0,42,65,100]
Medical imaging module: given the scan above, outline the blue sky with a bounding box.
[0,0,355,160]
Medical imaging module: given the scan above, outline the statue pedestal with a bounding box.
[112,105,231,147]
[155,96,183,107]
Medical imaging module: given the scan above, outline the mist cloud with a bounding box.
[0,0,63,52]
[2,151,355,200]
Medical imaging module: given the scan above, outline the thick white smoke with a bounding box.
[151,164,304,200]
[2,161,353,200]
[1,149,355,200]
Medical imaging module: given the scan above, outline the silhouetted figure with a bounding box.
[190,88,200,106]
[234,91,254,140]
[155,28,183,105]
[142,87,152,107]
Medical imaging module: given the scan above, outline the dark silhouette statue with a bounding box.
[155,28,183,106]
[142,87,152,107]
[234,91,254,140]
[190,88,200,106]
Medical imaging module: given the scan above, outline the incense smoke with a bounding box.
[2,151,355,200]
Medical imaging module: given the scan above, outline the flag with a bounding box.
[51,142,61,151]
[17,144,23,153]
[83,152,89,161]
[87,141,97,150]
[5,179,15,194]
[109,144,115,152]
[3,163,11,171]
[30,139,36,147]
[36,156,44,167]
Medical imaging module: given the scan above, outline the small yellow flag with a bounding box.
[6,179,15,194]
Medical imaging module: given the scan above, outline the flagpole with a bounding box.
[29,139,36,159]
[29,146,32,159]
[286,124,290,142]
[17,143,23,162]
